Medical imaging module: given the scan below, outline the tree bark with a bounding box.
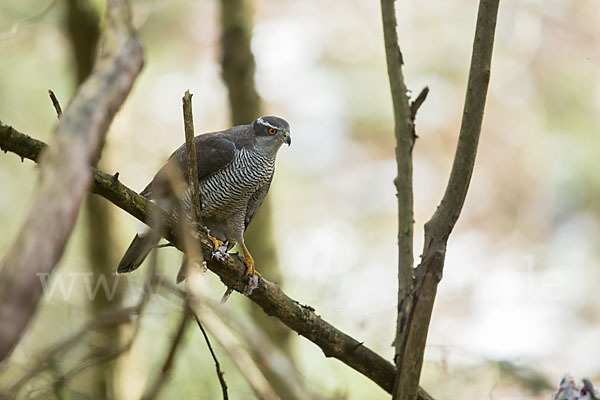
[379,0,417,396]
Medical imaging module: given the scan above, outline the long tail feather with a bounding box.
[117,233,159,273]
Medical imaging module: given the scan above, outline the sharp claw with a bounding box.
[243,273,259,295]
[205,228,224,252]
[211,244,229,261]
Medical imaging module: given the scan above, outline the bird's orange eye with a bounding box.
[268,128,277,135]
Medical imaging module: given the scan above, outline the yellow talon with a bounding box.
[206,231,223,252]
[239,241,261,279]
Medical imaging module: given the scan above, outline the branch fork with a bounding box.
[380,0,500,399]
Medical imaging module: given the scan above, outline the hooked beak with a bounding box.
[283,131,291,146]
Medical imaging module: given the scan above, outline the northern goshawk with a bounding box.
[116,116,291,283]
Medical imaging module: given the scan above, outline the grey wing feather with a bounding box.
[244,180,272,230]
[141,134,237,199]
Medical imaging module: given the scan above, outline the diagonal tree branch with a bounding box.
[0,123,432,399]
[0,0,143,362]
[395,1,501,399]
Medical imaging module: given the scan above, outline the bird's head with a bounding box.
[252,116,291,147]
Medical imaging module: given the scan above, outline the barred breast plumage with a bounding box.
[196,146,275,219]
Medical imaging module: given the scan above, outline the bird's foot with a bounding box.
[202,227,228,259]
[204,229,224,252]
[242,254,261,279]
[242,255,261,295]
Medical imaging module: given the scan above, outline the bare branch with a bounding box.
[0,125,432,398]
[161,93,226,397]
[203,295,325,400]
[0,0,143,362]
[396,1,500,399]
[379,0,418,395]
[422,1,498,242]
[0,124,46,162]
[194,316,229,400]
[182,90,202,226]
[380,0,414,286]
[177,90,205,283]
[191,301,279,400]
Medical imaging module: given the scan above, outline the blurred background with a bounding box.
[1,0,599,398]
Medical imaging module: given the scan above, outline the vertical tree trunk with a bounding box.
[219,0,296,397]
[65,1,122,398]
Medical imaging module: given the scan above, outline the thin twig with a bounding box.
[182,90,201,226]
[409,86,429,141]
[178,90,204,283]
[410,87,429,121]
[158,139,230,400]
[194,316,229,400]
[190,301,279,400]
[142,307,191,400]
[156,277,320,400]
[203,292,323,399]
[48,90,62,118]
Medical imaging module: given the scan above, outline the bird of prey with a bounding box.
[116,116,291,283]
